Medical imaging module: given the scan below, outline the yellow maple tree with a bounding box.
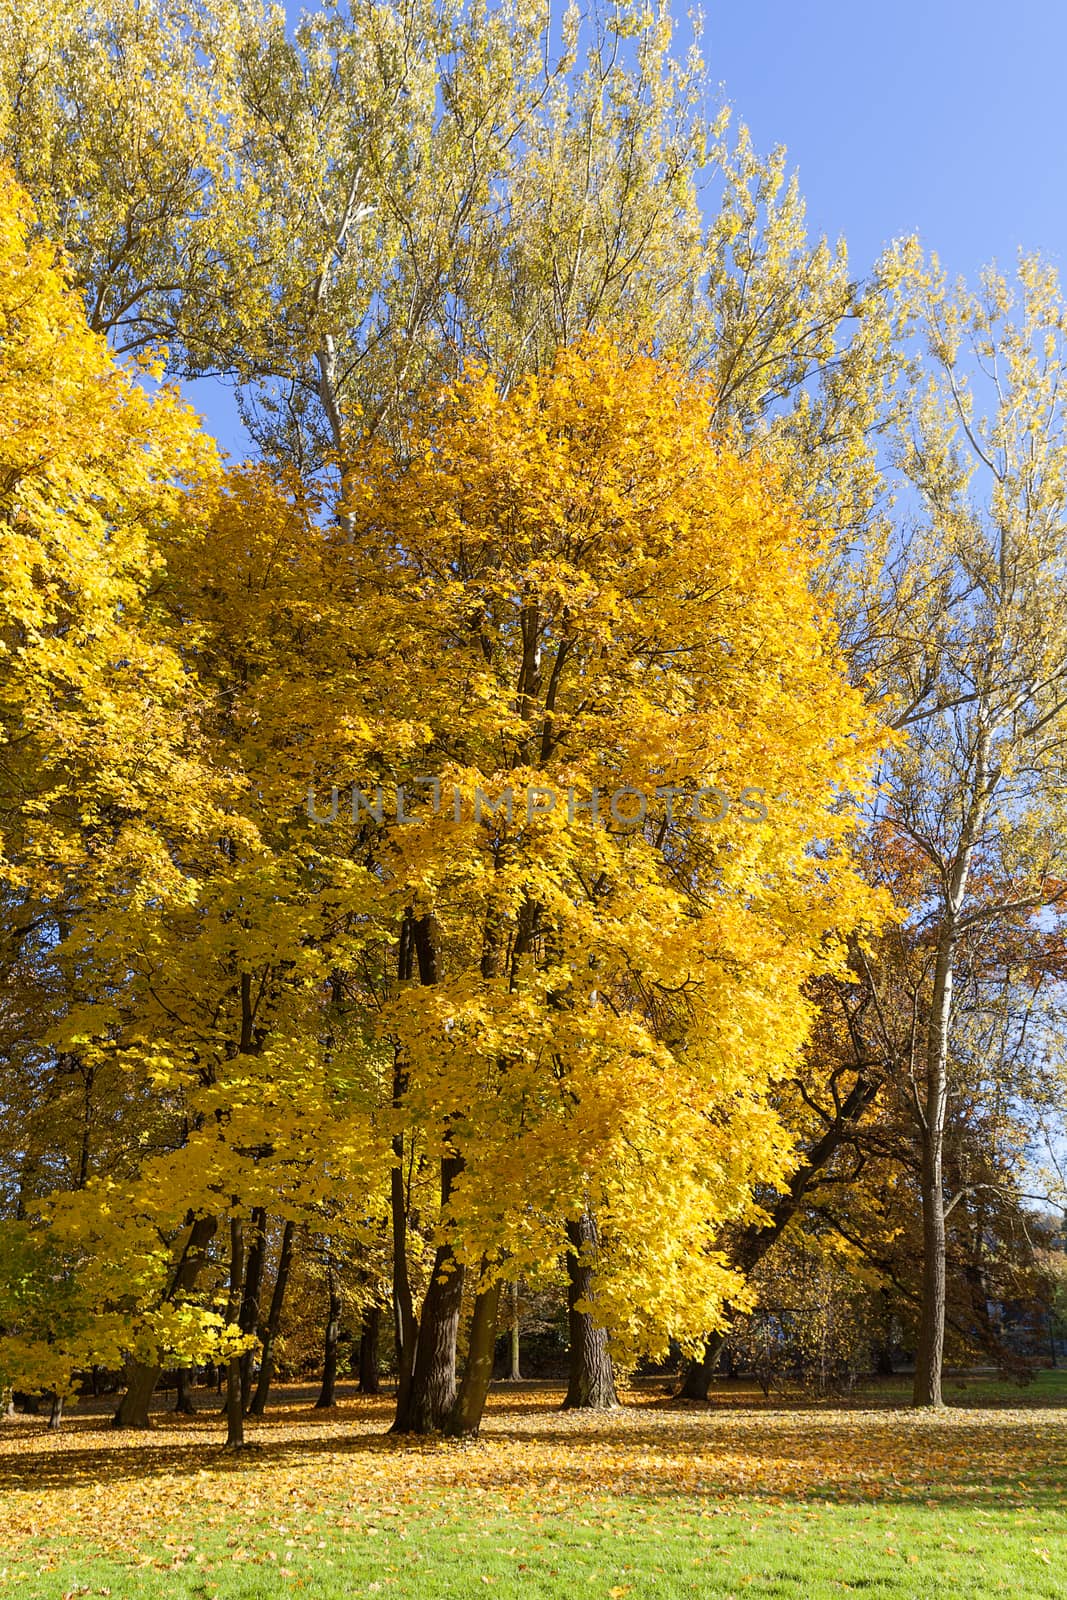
[309,335,891,1433]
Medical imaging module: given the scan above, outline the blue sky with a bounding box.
[701,0,1067,278]
[190,0,1067,453]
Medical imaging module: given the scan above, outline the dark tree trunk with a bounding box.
[248,1218,296,1417]
[239,1207,267,1412]
[390,1146,418,1423]
[47,1392,63,1431]
[113,1360,163,1430]
[677,1330,727,1400]
[314,1258,343,1409]
[113,1214,217,1429]
[562,1211,619,1411]
[225,1215,246,1447]
[446,1278,502,1438]
[389,911,426,1426]
[358,1305,381,1395]
[874,1345,896,1377]
[394,1154,465,1434]
[174,1368,197,1414]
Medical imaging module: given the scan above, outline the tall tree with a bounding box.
[870,255,1067,1404]
[316,335,887,1434]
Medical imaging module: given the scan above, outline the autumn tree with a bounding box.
[0,174,390,1425]
[302,335,888,1435]
[0,170,243,1408]
[864,256,1067,1405]
[0,0,899,533]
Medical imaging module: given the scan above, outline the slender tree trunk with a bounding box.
[562,1210,619,1410]
[389,913,420,1425]
[113,1214,217,1429]
[248,1218,296,1417]
[446,1278,502,1438]
[912,730,990,1408]
[315,1257,343,1409]
[914,1115,948,1406]
[913,929,954,1408]
[174,1368,197,1414]
[225,1215,246,1447]
[395,1154,465,1434]
[239,1207,267,1412]
[358,1305,381,1395]
[505,1280,522,1381]
[390,1143,418,1424]
[391,906,448,1432]
[47,1392,63,1431]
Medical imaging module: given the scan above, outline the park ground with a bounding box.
[1,1373,1066,1599]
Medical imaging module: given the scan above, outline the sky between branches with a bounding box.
[187,0,1067,459]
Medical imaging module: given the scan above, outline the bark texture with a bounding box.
[113,1214,217,1429]
[358,1305,381,1395]
[239,1207,267,1412]
[446,1279,502,1438]
[562,1211,619,1411]
[225,1215,245,1447]
[248,1218,296,1417]
[394,1153,465,1434]
[314,1257,343,1408]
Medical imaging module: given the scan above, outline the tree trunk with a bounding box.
[239,1207,267,1412]
[225,1214,246,1447]
[677,1330,727,1400]
[47,1392,63,1431]
[113,1214,217,1429]
[394,1154,465,1434]
[248,1218,296,1417]
[113,1359,163,1430]
[389,914,421,1425]
[914,1113,947,1406]
[446,1278,502,1438]
[913,930,954,1408]
[174,1368,197,1414]
[505,1280,522,1381]
[358,1305,381,1395]
[562,1210,619,1410]
[390,1148,418,1422]
[314,1257,343,1408]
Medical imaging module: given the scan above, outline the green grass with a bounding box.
[11,1494,1067,1600]
[3,1372,1066,1599]
[852,1366,1067,1407]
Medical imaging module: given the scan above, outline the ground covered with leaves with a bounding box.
[2,1375,1065,1598]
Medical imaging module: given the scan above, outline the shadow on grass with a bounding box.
[4,1378,1066,1513]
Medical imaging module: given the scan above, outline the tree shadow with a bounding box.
[4,1383,1066,1513]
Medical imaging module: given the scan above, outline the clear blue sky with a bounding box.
[701,0,1067,278]
[189,0,1067,453]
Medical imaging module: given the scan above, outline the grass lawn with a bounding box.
[2,1373,1065,1598]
